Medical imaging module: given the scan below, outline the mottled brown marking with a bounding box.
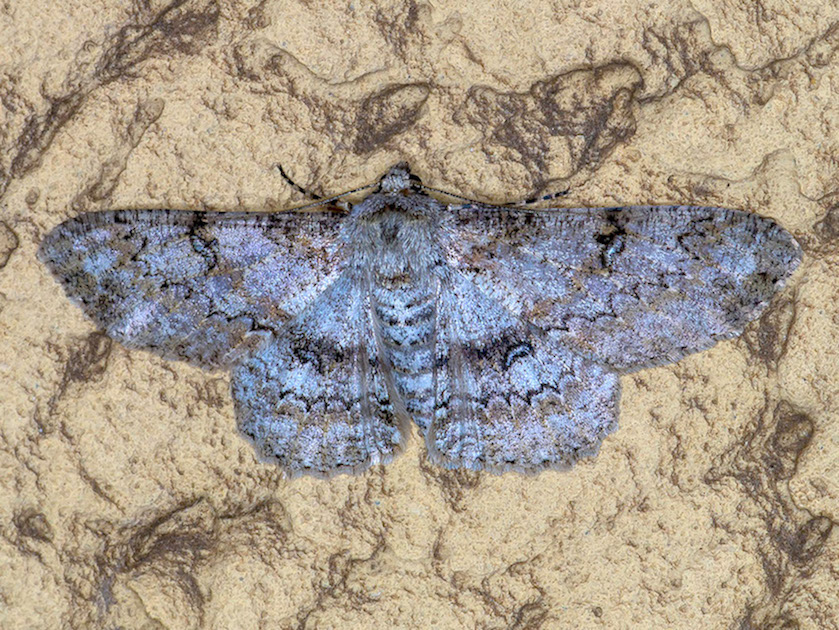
[13,508,54,543]
[80,99,165,206]
[707,400,832,628]
[45,332,113,424]
[766,402,814,480]
[418,456,481,512]
[373,0,425,57]
[354,83,429,153]
[5,0,219,191]
[743,294,797,369]
[0,221,19,268]
[812,200,839,254]
[457,63,642,187]
[787,516,833,567]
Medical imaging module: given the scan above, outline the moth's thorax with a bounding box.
[344,192,446,276]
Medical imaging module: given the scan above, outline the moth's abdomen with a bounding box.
[372,274,437,429]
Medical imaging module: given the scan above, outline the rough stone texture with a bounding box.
[0,1,836,628]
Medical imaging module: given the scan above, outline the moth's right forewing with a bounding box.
[39,209,347,369]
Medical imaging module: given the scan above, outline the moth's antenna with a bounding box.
[275,164,376,212]
[276,164,322,201]
[419,182,570,207]
[417,183,479,204]
[505,188,570,208]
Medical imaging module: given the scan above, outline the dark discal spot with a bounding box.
[454,332,536,373]
[595,212,627,268]
[13,508,53,543]
[189,232,220,268]
[189,215,221,268]
[0,221,19,268]
[503,341,533,369]
[354,83,430,154]
[290,335,346,375]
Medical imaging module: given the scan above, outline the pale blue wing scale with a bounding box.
[446,204,801,372]
[230,272,408,477]
[39,209,345,368]
[428,270,620,473]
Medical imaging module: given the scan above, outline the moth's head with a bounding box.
[378,163,422,194]
[348,162,440,227]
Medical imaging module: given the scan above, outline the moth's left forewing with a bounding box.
[445,203,801,373]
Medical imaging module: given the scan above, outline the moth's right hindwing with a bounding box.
[231,273,408,477]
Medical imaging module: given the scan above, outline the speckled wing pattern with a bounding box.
[433,203,801,471]
[40,208,406,475]
[429,270,620,472]
[39,209,345,368]
[39,165,801,477]
[448,204,800,372]
[231,273,408,476]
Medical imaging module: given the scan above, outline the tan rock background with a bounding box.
[1,1,837,628]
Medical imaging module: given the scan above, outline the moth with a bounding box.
[39,164,801,477]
